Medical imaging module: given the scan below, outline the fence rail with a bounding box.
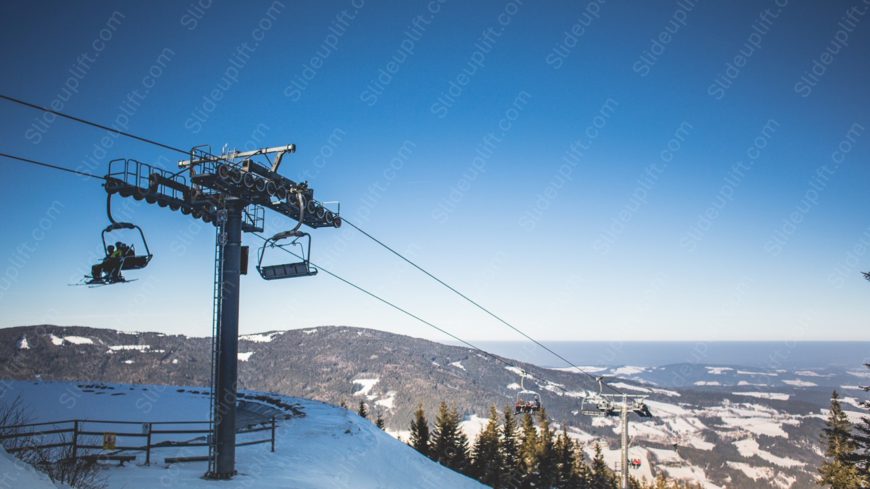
[0,416,276,465]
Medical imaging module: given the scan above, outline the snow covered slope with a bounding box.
[2,380,485,489]
[0,445,60,489]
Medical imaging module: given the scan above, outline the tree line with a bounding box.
[397,401,698,489]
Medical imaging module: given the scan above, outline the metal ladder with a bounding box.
[207,219,226,474]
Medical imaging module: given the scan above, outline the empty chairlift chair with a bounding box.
[256,230,317,280]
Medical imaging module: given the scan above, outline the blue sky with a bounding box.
[0,0,868,341]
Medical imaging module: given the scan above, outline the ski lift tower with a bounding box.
[580,379,652,489]
[103,144,340,480]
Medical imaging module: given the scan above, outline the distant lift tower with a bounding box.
[580,378,653,489]
[103,144,340,479]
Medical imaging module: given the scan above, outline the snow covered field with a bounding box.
[0,380,485,489]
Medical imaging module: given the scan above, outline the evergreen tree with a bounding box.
[818,390,862,489]
[575,451,593,489]
[409,404,431,457]
[590,442,617,489]
[375,411,385,430]
[471,406,502,487]
[851,364,870,483]
[537,410,558,489]
[553,427,582,488]
[430,401,469,473]
[339,400,347,409]
[499,406,521,489]
[357,400,368,419]
[518,412,540,488]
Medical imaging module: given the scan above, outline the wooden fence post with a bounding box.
[71,420,79,462]
[145,423,152,466]
[270,416,276,453]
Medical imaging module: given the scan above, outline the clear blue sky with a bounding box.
[0,0,868,341]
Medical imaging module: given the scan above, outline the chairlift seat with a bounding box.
[121,255,152,270]
[258,261,317,280]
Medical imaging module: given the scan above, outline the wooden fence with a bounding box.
[0,417,276,465]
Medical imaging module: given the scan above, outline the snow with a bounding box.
[648,447,682,464]
[3,380,486,489]
[123,360,134,364]
[47,334,96,346]
[0,445,59,489]
[375,392,396,411]
[108,344,151,351]
[549,366,607,373]
[17,335,29,349]
[737,370,778,376]
[504,366,532,378]
[302,329,318,335]
[737,381,767,387]
[719,414,790,438]
[450,361,466,371]
[506,382,521,390]
[847,369,870,379]
[171,359,179,364]
[726,461,773,481]
[660,465,723,489]
[795,370,830,377]
[63,336,95,345]
[694,381,721,386]
[610,366,646,376]
[608,382,680,397]
[239,331,284,343]
[238,352,254,362]
[782,379,816,387]
[459,415,489,441]
[353,378,380,397]
[706,367,733,375]
[730,392,790,401]
[733,438,805,468]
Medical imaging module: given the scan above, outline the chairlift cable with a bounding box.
[342,217,623,394]
[0,152,105,180]
[0,94,189,155]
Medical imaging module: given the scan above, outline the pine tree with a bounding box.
[851,364,870,483]
[357,400,368,419]
[430,401,469,473]
[537,410,558,489]
[576,453,593,489]
[590,442,617,489]
[375,411,385,430]
[409,404,431,457]
[554,427,582,488]
[499,406,521,489]
[818,390,862,489]
[518,412,540,488]
[471,406,502,487]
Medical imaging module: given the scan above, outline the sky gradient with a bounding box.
[0,0,868,341]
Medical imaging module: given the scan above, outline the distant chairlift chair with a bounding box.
[514,370,542,415]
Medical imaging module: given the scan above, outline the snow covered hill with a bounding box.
[1,380,485,489]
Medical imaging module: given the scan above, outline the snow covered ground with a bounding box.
[0,445,59,489]
[1,380,485,489]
